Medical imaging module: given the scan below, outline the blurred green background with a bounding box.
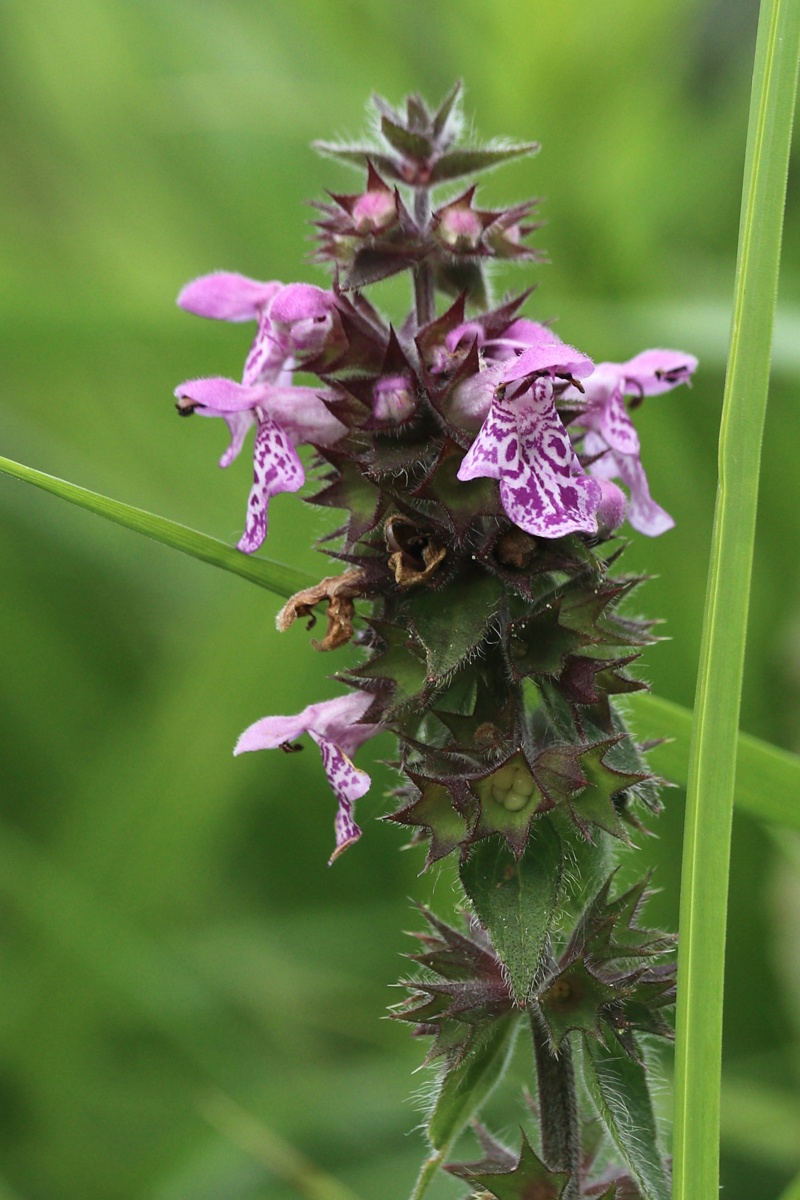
[1,1,799,1196]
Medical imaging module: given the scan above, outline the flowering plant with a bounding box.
[1,12,798,1194]
[171,84,696,1199]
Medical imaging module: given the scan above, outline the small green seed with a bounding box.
[503,789,531,812]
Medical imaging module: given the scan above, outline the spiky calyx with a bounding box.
[392,906,515,1066]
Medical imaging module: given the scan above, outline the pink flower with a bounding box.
[575,349,698,536]
[176,273,347,552]
[174,376,346,552]
[456,335,602,538]
[234,692,382,863]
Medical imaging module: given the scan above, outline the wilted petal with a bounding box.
[177,272,281,321]
[237,415,304,553]
[459,384,600,538]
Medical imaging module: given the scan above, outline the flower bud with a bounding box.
[373,373,417,423]
[352,188,397,234]
[434,203,484,252]
[269,284,346,362]
[594,479,628,538]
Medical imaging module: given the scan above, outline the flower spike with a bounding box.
[170,87,690,1195]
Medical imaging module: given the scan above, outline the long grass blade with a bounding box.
[627,693,800,830]
[200,1092,363,1200]
[672,3,800,1197]
[0,454,309,599]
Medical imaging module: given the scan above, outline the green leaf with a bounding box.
[431,80,463,141]
[582,1038,670,1200]
[779,1174,800,1200]
[673,7,800,1198]
[379,115,432,160]
[0,454,309,599]
[433,259,489,308]
[414,439,503,538]
[453,1129,570,1199]
[627,692,800,830]
[460,822,563,1003]
[351,620,429,712]
[429,143,539,184]
[409,565,504,678]
[427,1015,517,1151]
[311,143,401,181]
[386,778,471,866]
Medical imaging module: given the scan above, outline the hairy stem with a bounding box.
[413,187,435,327]
[408,1148,448,1200]
[531,1016,581,1197]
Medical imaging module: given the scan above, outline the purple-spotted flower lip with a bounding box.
[234,691,382,863]
[567,348,698,537]
[457,375,601,538]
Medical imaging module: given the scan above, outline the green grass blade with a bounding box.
[627,693,800,830]
[779,1171,800,1200]
[672,3,800,1198]
[200,1092,364,1200]
[0,454,310,600]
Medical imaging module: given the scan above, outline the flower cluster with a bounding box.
[174,86,692,1197]
[176,261,694,859]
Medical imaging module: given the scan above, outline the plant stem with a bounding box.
[413,187,435,327]
[408,1148,448,1200]
[672,1,800,1197]
[531,1016,581,1197]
